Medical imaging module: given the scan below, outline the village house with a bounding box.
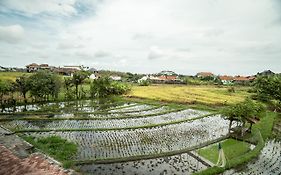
[138,71,182,84]
[233,76,255,85]
[256,70,275,76]
[26,63,50,72]
[110,76,122,81]
[53,67,77,76]
[62,65,90,71]
[196,72,214,78]
[218,75,234,85]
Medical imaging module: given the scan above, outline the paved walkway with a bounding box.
[0,144,70,175]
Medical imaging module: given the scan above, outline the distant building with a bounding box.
[233,76,255,85]
[257,70,275,76]
[53,67,77,76]
[26,63,50,72]
[110,76,122,81]
[138,76,149,83]
[218,75,234,85]
[0,66,7,71]
[196,72,214,78]
[26,63,39,72]
[88,68,98,74]
[158,70,177,76]
[138,74,182,84]
[63,65,89,71]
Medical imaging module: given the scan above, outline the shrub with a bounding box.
[139,80,150,86]
[90,77,131,98]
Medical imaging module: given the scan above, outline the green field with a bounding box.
[197,138,252,164]
[128,85,250,106]
[0,72,27,81]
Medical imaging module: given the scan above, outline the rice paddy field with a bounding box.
[128,85,250,106]
[0,96,279,175]
[0,99,232,174]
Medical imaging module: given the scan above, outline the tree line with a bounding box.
[0,70,130,110]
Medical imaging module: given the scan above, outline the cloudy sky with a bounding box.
[0,0,280,75]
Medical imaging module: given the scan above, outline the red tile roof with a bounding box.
[197,72,214,77]
[158,75,178,80]
[218,75,234,81]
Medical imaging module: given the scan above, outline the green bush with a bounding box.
[139,80,150,86]
[90,77,131,98]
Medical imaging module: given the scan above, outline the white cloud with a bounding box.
[0,25,24,43]
[1,0,77,16]
[0,0,281,75]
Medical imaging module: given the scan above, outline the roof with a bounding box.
[158,70,177,76]
[89,68,98,73]
[196,72,214,77]
[26,63,39,67]
[218,75,234,81]
[233,76,255,81]
[158,75,178,80]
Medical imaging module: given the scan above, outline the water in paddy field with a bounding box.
[0,97,128,114]
[78,152,208,175]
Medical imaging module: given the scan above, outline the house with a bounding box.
[88,68,98,74]
[138,76,149,83]
[90,74,98,80]
[158,70,177,76]
[26,63,50,72]
[39,64,50,70]
[148,75,182,84]
[53,67,77,76]
[218,75,234,85]
[63,65,89,71]
[0,66,7,72]
[256,70,275,76]
[110,76,122,81]
[26,63,39,72]
[233,76,255,85]
[88,68,99,79]
[196,72,214,78]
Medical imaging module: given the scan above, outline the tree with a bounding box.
[14,75,30,103]
[64,77,75,100]
[221,99,265,135]
[28,71,62,101]
[254,75,281,102]
[72,71,91,99]
[0,80,13,110]
[90,77,130,98]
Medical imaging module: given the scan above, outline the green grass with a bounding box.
[23,135,78,168]
[253,112,276,140]
[127,84,250,106]
[0,72,28,81]
[197,138,251,164]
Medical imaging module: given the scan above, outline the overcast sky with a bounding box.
[0,0,280,75]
